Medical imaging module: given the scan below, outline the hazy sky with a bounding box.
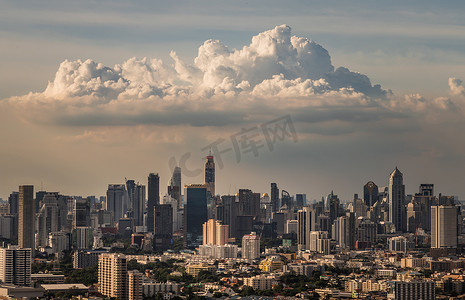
[1,0,465,201]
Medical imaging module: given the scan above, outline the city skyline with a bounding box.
[1,1,465,202]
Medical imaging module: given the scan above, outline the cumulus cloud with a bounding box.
[7,25,463,130]
[34,24,389,102]
[449,77,465,96]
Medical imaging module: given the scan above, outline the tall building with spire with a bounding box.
[388,167,406,232]
[205,155,215,198]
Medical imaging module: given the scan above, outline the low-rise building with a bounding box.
[185,263,216,276]
[243,275,275,290]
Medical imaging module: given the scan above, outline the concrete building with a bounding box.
[431,205,458,249]
[243,275,275,290]
[143,282,180,296]
[202,219,229,246]
[199,244,238,259]
[73,226,93,249]
[388,236,407,253]
[73,250,106,269]
[242,232,260,260]
[98,253,128,300]
[185,263,216,276]
[0,245,32,286]
[48,232,70,253]
[309,231,330,254]
[395,280,435,300]
[128,270,143,300]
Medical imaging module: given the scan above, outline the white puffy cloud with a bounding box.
[449,77,465,96]
[8,25,464,130]
[34,24,388,102]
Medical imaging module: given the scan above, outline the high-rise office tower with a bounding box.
[270,183,279,212]
[184,184,207,246]
[147,173,160,233]
[328,191,340,225]
[431,205,458,249]
[363,181,379,207]
[237,189,260,219]
[242,232,260,260]
[205,155,215,198]
[202,219,229,246]
[127,182,145,227]
[153,204,173,250]
[37,193,59,247]
[19,185,34,254]
[336,212,356,250]
[0,245,32,286]
[295,194,306,207]
[388,167,406,232]
[73,198,90,228]
[107,184,127,224]
[168,166,182,209]
[8,192,19,215]
[281,190,292,209]
[126,179,136,219]
[217,195,236,238]
[297,207,312,251]
[98,253,128,300]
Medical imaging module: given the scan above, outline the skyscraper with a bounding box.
[205,155,215,197]
[388,167,406,232]
[127,182,145,227]
[147,173,160,233]
[19,185,34,254]
[37,193,59,247]
[184,184,207,247]
[363,181,379,207]
[107,184,127,224]
[270,183,279,212]
[153,204,173,250]
[98,253,128,300]
[297,207,312,251]
[281,190,291,209]
[328,191,340,225]
[431,205,458,249]
[168,166,182,209]
[242,232,260,260]
[73,198,90,228]
[8,191,19,215]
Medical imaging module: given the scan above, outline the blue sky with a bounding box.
[1,0,465,201]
